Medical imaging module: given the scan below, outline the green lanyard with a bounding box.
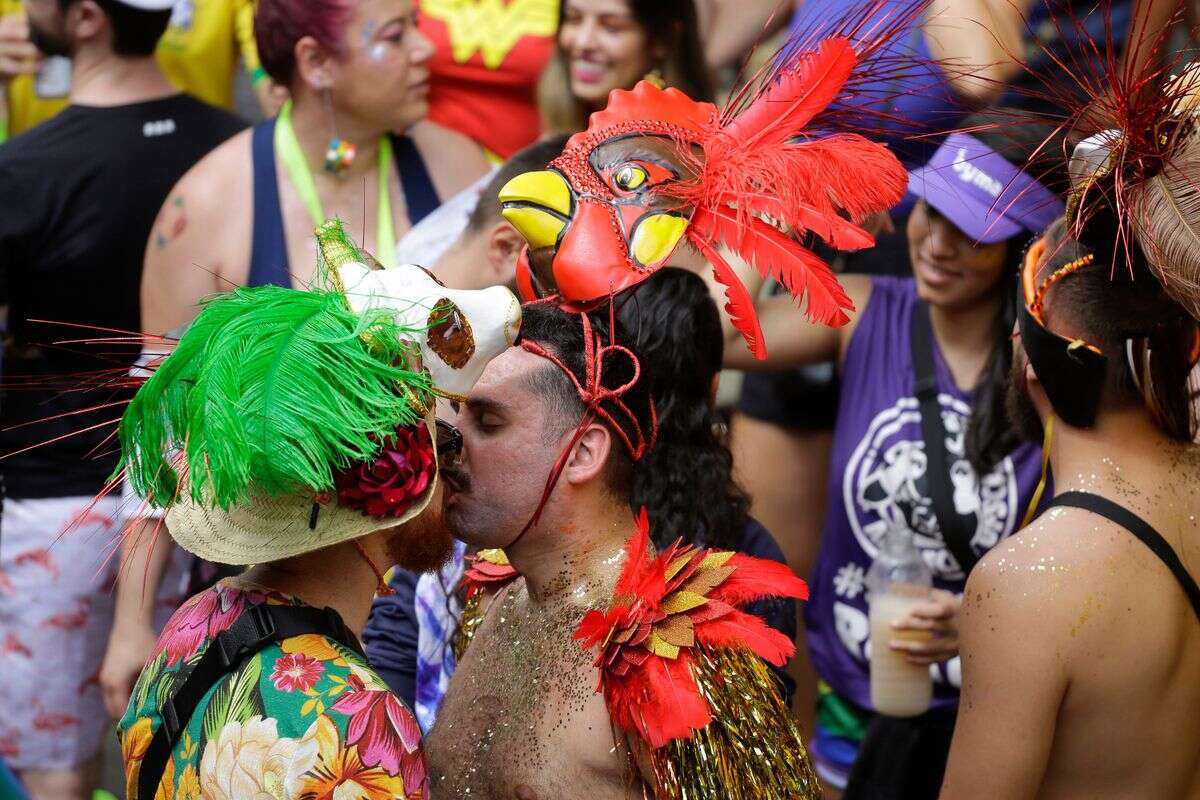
[275,101,397,267]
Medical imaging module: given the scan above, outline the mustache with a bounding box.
[440,467,471,492]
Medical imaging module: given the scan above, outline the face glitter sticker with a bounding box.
[360,17,378,48]
[369,42,388,63]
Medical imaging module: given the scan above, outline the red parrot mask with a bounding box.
[499,37,908,359]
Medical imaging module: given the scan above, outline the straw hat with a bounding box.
[166,417,438,566]
[120,222,513,565]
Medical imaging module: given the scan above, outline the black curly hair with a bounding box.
[615,268,750,551]
[517,270,750,548]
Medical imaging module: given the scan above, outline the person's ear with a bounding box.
[485,223,528,282]
[1022,358,1037,389]
[562,423,612,487]
[294,35,338,91]
[72,0,106,43]
[1023,359,1052,417]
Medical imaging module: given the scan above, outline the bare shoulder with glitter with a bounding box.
[426,574,648,799]
[943,442,1200,800]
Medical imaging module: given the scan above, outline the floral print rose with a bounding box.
[119,583,429,800]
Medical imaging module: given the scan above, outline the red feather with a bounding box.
[575,514,812,749]
[606,653,710,749]
[722,37,857,149]
[692,206,854,327]
[576,508,664,651]
[665,133,906,233]
[574,606,622,651]
[729,192,877,251]
[687,226,766,359]
[694,612,797,668]
[615,507,665,601]
[710,554,810,606]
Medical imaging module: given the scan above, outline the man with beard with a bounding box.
[941,214,1200,798]
[0,1,242,796]
[427,302,818,800]
[427,303,660,799]
[112,225,520,799]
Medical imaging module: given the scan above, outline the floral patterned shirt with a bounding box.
[118,580,427,799]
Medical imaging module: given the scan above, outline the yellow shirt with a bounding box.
[1,0,261,139]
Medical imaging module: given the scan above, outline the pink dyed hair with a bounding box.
[255,0,356,86]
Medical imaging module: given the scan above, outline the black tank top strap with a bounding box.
[390,133,440,225]
[249,118,293,288]
[1046,491,1200,623]
[250,126,437,288]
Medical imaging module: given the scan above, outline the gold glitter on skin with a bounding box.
[428,526,822,799]
[947,404,1200,798]
[427,541,639,799]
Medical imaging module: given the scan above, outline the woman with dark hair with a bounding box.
[540,0,712,135]
[140,0,491,338]
[617,267,796,694]
[722,119,1065,797]
[621,268,746,551]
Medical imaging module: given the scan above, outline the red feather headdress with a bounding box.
[988,1,1200,319]
[501,17,914,359]
[662,36,907,356]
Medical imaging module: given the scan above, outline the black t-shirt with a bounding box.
[0,94,244,499]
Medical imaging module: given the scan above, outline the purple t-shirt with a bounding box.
[804,277,1047,712]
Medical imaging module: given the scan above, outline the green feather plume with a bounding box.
[119,284,431,509]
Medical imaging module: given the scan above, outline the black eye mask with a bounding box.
[1017,292,1108,428]
[1017,238,1108,428]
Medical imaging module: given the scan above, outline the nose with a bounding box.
[568,16,600,54]
[925,216,959,260]
[408,23,435,66]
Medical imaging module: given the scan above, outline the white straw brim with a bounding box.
[167,418,437,565]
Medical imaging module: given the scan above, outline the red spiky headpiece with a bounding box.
[501,35,909,359]
[1001,2,1200,320]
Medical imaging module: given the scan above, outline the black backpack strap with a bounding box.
[136,603,363,799]
[910,300,980,575]
[1046,491,1200,623]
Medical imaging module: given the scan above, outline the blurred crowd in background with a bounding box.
[0,0,1195,798]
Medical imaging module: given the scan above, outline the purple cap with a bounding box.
[907,133,1064,244]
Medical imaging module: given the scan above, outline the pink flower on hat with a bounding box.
[269,652,325,692]
[333,424,435,519]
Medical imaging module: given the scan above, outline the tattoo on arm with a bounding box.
[154,195,188,251]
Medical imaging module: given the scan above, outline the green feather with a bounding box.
[118,285,431,509]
